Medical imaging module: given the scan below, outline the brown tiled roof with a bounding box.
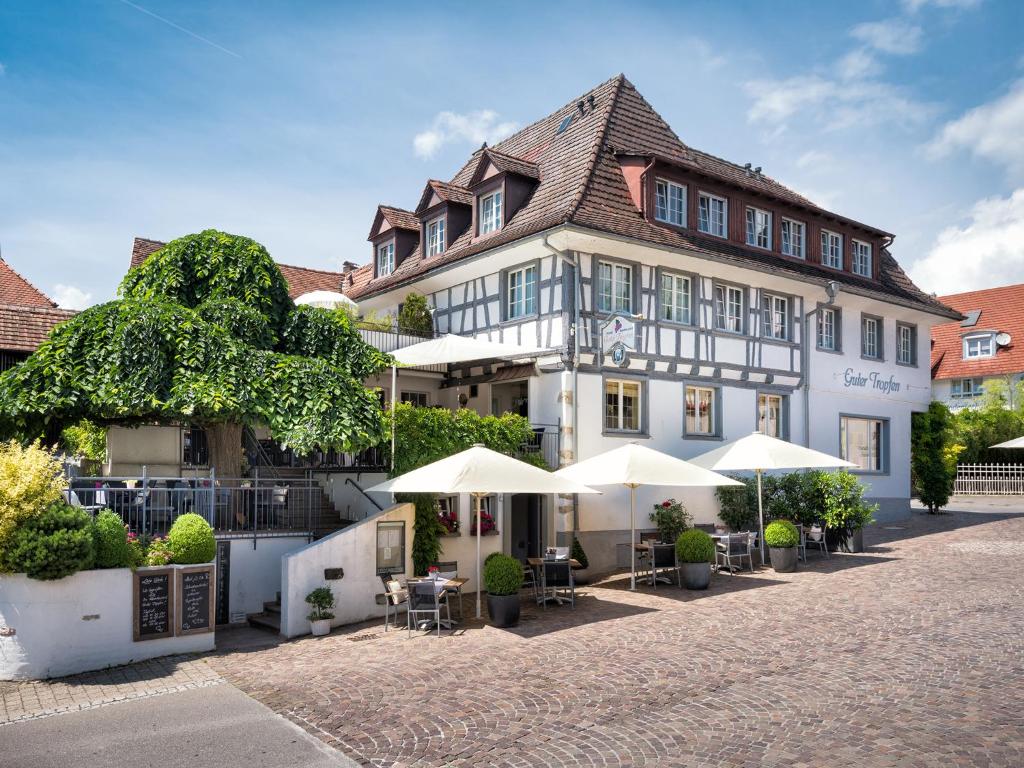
[378,206,420,232]
[0,259,57,308]
[415,180,473,214]
[129,237,166,269]
[0,305,76,352]
[345,74,955,318]
[931,284,1024,380]
[473,147,540,182]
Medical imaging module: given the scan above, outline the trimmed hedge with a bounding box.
[1,502,95,580]
[483,554,523,596]
[675,529,715,563]
[764,520,799,549]
[167,513,216,564]
[92,510,133,568]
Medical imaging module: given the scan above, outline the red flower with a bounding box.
[662,501,671,508]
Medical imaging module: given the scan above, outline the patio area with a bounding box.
[200,499,1024,767]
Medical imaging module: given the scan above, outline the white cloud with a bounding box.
[836,49,881,81]
[51,284,93,310]
[795,149,833,170]
[910,188,1024,294]
[851,19,923,55]
[927,79,1024,177]
[0,63,6,76]
[903,0,982,13]
[412,110,519,159]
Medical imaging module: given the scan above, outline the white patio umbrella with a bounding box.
[367,444,598,619]
[554,442,741,591]
[991,436,1024,449]
[690,432,855,565]
[294,290,358,311]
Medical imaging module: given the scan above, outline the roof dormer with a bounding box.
[367,205,419,278]
[414,180,473,259]
[467,148,539,239]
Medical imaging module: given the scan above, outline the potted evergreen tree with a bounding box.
[764,520,799,572]
[305,586,335,636]
[675,529,715,589]
[570,536,590,584]
[484,554,524,627]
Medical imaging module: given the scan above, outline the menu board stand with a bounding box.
[175,564,216,636]
[133,567,175,641]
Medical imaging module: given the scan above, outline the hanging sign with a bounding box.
[601,315,637,352]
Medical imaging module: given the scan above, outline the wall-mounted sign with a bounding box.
[843,368,902,395]
[134,568,174,641]
[610,343,629,367]
[601,315,636,353]
[176,565,215,636]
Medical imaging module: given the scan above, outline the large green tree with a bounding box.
[0,230,389,477]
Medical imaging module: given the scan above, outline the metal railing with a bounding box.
[519,422,560,469]
[65,470,322,537]
[954,463,1024,495]
[357,326,447,373]
[250,440,387,472]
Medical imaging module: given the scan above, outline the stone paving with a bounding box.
[204,501,1024,767]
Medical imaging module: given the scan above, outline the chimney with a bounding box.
[341,261,358,274]
[754,166,762,178]
[587,94,595,111]
[577,100,586,116]
[743,163,752,177]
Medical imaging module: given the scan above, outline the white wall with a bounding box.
[105,425,181,477]
[0,568,215,681]
[279,503,415,638]
[220,535,308,620]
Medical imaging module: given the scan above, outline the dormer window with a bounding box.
[479,190,503,235]
[745,206,772,250]
[426,217,446,257]
[376,241,395,277]
[654,179,686,227]
[964,333,995,359]
[821,230,843,269]
[698,192,727,238]
[852,239,872,277]
[781,218,805,258]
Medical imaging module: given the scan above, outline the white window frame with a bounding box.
[376,241,395,276]
[655,179,686,227]
[951,378,984,398]
[862,316,881,359]
[757,393,785,438]
[426,217,446,257]
[821,230,843,270]
[781,218,805,259]
[840,415,887,473]
[897,323,916,365]
[714,284,745,334]
[685,385,717,436]
[479,190,503,235]
[761,293,789,341]
[698,192,728,238]
[604,378,643,433]
[817,307,838,351]
[745,206,772,250]
[659,271,692,324]
[963,333,995,359]
[505,264,537,320]
[597,260,633,314]
[852,239,872,277]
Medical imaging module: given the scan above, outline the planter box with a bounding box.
[1,567,215,681]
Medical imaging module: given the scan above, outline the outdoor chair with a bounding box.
[431,560,462,619]
[521,562,539,602]
[716,532,755,574]
[540,560,574,608]
[256,485,288,528]
[380,574,408,632]
[407,579,451,638]
[804,523,829,558]
[649,543,680,588]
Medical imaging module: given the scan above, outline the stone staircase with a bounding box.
[247,593,282,634]
[255,467,359,539]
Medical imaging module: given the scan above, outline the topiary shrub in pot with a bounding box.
[675,529,715,589]
[570,536,590,584]
[167,513,216,564]
[1,502,95,580]
[305,586,335,636]
[483,553,523,627]
[92,510,133,568]
[764,520,799,572]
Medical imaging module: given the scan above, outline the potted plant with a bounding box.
[305,586,335,636]
[764,520,799,572]
[675,529,715,589]
[817,471,877,553]
[650,498,692,543]
[570,536,590,585]
[483,553,523,627]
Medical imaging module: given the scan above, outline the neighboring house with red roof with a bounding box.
[931,284,1024,409]
[0,257,76,372]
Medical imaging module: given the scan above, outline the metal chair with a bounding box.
[540,560,574,608]
[407,580,451,638]
[716,532,755,574]
[521,562,539,602]
[649,543,680,588]
[795,523,807,562]
[380,574,408,631]
[804,523,829,558]
[431,560,462,619]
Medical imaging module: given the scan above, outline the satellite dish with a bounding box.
[996,332,1012,347]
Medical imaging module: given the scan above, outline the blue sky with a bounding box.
[1,0,1022,309]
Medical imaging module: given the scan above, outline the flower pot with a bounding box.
[843,527,865,553]
[681,562,711,590]
[769,546,798,573]
[486,593,521,628]
[309,618,332,636]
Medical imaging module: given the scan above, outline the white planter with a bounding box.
[309,618,332,636]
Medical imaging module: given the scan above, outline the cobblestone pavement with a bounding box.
[204,501,1024,767]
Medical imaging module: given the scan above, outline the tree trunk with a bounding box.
[205,422,244,479]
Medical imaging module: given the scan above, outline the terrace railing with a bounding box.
[519,422,561,469]
[953,463,1024,495]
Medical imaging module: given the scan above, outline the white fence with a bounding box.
[954,464,1024,495]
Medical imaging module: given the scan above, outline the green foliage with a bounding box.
[715,479,758,531]
[92,510,132,568]
[815,471,876,532]
[571,536,589,569]
[126,536,145,569]
[764,520,799,549]
[60,419,107,461]
[397,293,434,336]
[280,305,389,379]
[0,440,66,558]
[409,494,444,576]
[484,551,503,567]
[675,529,714,563]
[356,310,395,331]
[483,553,523,596]
[946,390,1024,465]
[912,402,958,513]
[649,498,692,543]
[0,502,94,580]
[167,513,216,564]
[305,586,335,620]
[143,536,173,567]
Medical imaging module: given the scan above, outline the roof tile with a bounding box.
[0,260,57,308]
[931,284,1024,379]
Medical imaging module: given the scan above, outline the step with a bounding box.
[263,600,281,615]
[247,611,281,633]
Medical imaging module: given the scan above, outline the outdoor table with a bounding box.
[631,543,674,585]
[406,576,466,630]
[527,558,582,605]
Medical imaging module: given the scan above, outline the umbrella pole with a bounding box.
[629,484,636,591]
[757,469,766,566]
[390,365,397,472]
[475,493,482,619]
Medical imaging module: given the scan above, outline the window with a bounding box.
[479,190,503,234]
[604,378,642,433]
[506,264,537,320]
[821,230,843,269]
[659,272,692,324]
[376,241,395,276]
[182,426,207,466]
[852,239,872,277]
[655,179,686,227]
[426,217,446,257]
[745,207,772,249]
[685,385,717,436]
[951,378,984,398]
[400,391,429,408]
[817,307,839,351]
[597,261,633,314]
[757,394,785,438]
[698,192,727,238]
[897,323,917,365]
[840,416,887,473]
[781,218,805,258]
[714,284,745,333]
[963,333,994,359]
[861,315,882,359]
[376,521,405,575]
[761,293,789,340]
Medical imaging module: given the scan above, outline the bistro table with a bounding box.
[406,576,467,630]
[631,543,676,585]
[527,558,582,605]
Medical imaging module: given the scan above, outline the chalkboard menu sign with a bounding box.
[134,568,174,641]
[176,565,215,636]
[215,540,230,626]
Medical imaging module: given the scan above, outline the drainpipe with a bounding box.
[802,281,840,447]
[637,156,657,220]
